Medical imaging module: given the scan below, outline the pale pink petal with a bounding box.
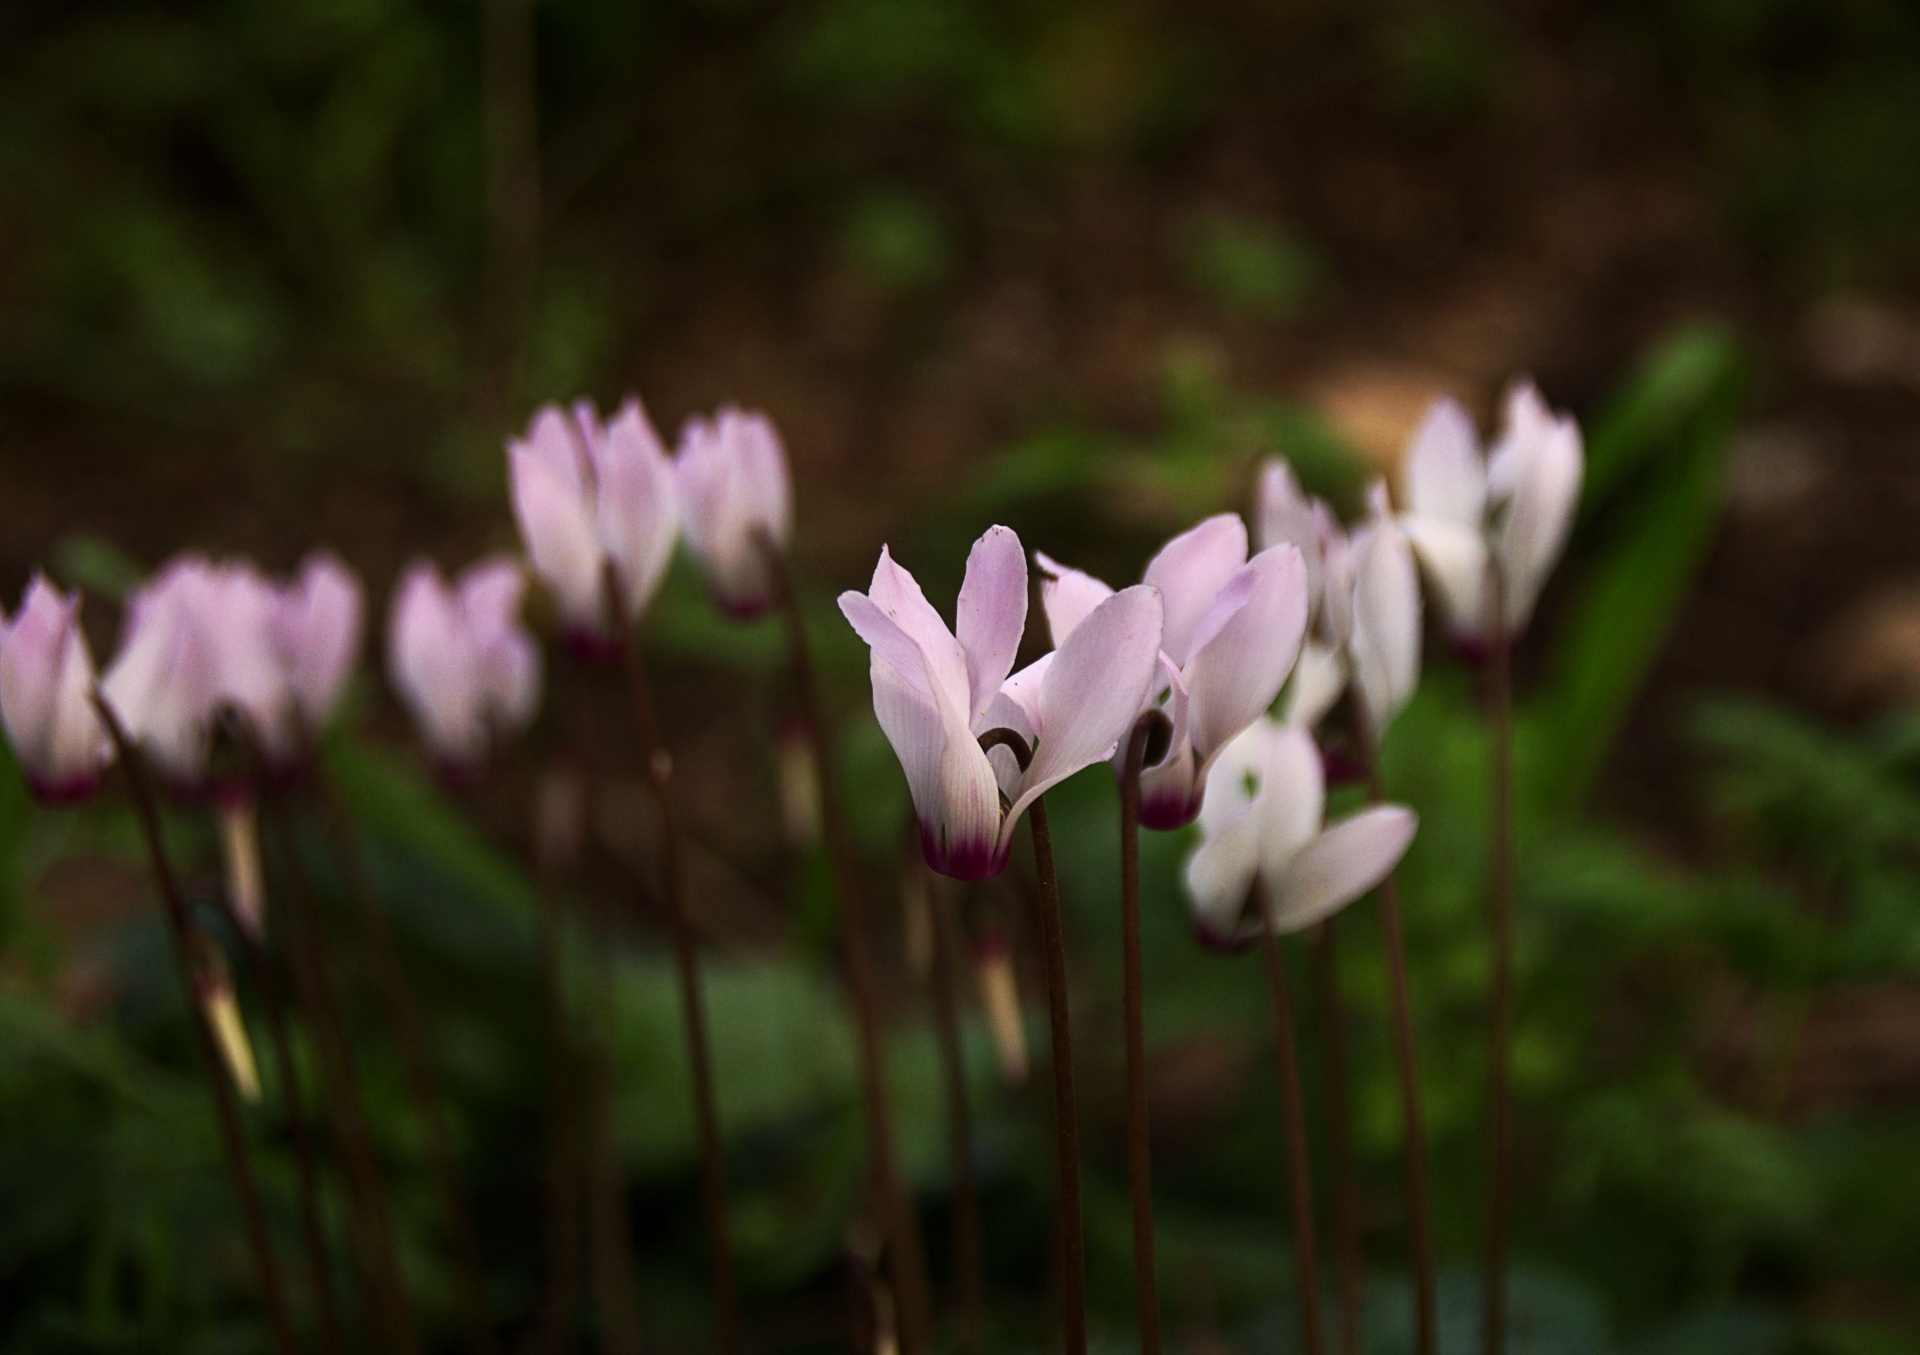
[839,590,939,703]
[0,577,108,799]
[955,526,1027,722]
[511,405,591,495]
[868,548,970,717]
[872,654,1003,879]
[1256,459,1321,593]
[1402,397,1486,528]
[510,442,605,631]
[273,552,363,730]
[1495,412,1582,634]
[1282,639,1347,730]
[1486,380,1557,499]
[389,562,485,765]
[1255,723,1325,872]
[1002,584,1164,835]
[1268,806,1417,934]
[1142,514,1249,664]
[1034,551,1114,646]
[1402,516,1491,642]
[1349,518,1421,738]
[596,401,680,619]
[1182,800,1265,946]
[1181,544,1308,766]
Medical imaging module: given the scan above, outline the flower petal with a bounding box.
[955,526,1027,723]
[1180,543,1308,766]
[1282,638,1347,730]
[1034,551,1114,646]
[1402,397,1485,528]
[1268,806,1417,934]
[872,657,1003,879]
[1142,514,1249,664]
[1183,798,1264,946]
[1256,722,1325,872]
[1495,407,1583,634]
[596,400,680,620]
[1402,516,1491,642]
[1002,584,1164,836]
[1349,516,1421,739]
[510,441,605,630]
[868,548,971,719]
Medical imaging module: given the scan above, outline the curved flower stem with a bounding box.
[222,893,344,1355]
[1258,893,1324,1355]
[1482,570,1515,1355]
[1118,714,1163,1355]
[305,780,493,1355]
[611,592,741,1355]
[766,543,931,1355]
[1312,920,1361,1355]
[1026,798,1087,1355]
[925,865,983,1355]
[92,698,300,1355]
[1349,706,1438,1355]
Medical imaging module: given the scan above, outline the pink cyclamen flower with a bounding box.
[509,398,678,653]
[101,557,290,792]
[674,406,792,619]
[1398,381,1584,651]
[840,525,1164,880]
[1260,460,1356,731]
[270,552,362,739]
[1038,514,1308,830]
[1184,718,1417,950]
[387,557,541,775]
[0,576,111,803]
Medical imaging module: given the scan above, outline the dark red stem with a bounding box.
[925,866,982,1355]
[1118,715,1162,1355]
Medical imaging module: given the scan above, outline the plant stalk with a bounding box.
[1313,920,1361,1355]
[304,783,492,1355]
[767,542,932,1355]
[615,614,741,1355]
[1350,706,1438,1355]
[1258,893,1325,1355]
[925,865,982,1355]
[1027,800,1087,1355]
[533,874,584,1355]
[1483,571,1515,1355]
[1118,715,1162,1355]
[92,698,300,1355]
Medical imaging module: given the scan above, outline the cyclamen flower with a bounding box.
[1038,514,1308,830]
[840,525,1164,880]
[674,406,792,619]
[101,558,289,791]
[269,552,362,737]
[509,398,678,651]
[0,576,111,803]
[387,557,541,775]
[1260,465,1423,741]
[1398,381,1584,651]
[1184,718,1417,949]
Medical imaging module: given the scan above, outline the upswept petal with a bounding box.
[1003,584,1164,832]
[1282,639,1347,730]
[1402,516,1491,641]
[872,657,1002,878]
[1486,380,1557,499]
[1142,514,1248,664]
[1402,397,1486,527]
[1268,805,1417,934]
[1495,413,1583,634]
[0,578,108,798]
[1034,551,1114,645]
[389,563,484,765]
[1349,517,1421,737]
[1256,459,1321,594]
[1255,723,1325,872]
[1183,800,1265,946]
[868,548,970,717]
[510,443,604,629]
[273,552,363,730]
[1314,503,1355,648]
[595,401,680,620]
[1180,544,1308,765]
[512,405,591,493]
[1196,721,1267,838]
[955,526,1027,722]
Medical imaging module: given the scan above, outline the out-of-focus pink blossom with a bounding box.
[387,557,541,776]
[509,398,678,652]
[0,576,111,803]
[674,406,792,619]
[270,552,362,737]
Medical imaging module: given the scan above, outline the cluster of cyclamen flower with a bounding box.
[0,401,789,809]
[0,371,1580,1355]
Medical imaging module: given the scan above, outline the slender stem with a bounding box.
[766,543,932,1355]
[1350,707,1438,1355]
[925,867,982,1355]
[225,895,345,1355]
[1258,896,1324,1355]
[615,618,742,1355]
[1117,716,1161,1355]
[308,782,499,1355]
[266,804,422,1355]
[1483,571,1515,1355]
[1312,921,1361,1355]
[533,876,583,1355]
[583,913,644,1355]
[1025,800,1087,1355]
[91,698,300,1355]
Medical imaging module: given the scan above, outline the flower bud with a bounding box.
[673,406,792,619]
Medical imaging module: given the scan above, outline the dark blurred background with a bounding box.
[9,1,1920,1352]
